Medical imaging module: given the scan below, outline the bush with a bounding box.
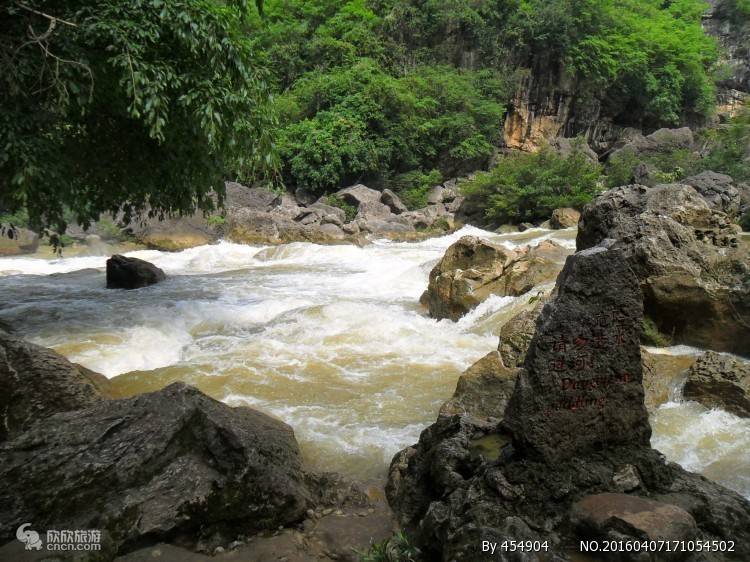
[462,143,603,225]
[325,194,358,222]
[278,61,505,194]
[391,169,443,210]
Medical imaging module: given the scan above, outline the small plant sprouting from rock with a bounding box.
[641,317,672,347]
[326,195,358,223]
[357,531,421,562]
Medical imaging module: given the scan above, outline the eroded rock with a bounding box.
[577,183,749,356]
[421,236,569,321]
[683,351,750,418]
[0,382,311,553]
[550,207,581,229]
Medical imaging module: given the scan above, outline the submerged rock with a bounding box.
[0,330,111,441]
[683,351,750,418]
[106,254,166,289]
[0,382,311,553]
[421,236,568,321]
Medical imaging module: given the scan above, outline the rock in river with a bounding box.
[106,254,166,289]
[421,236,568,321]
[683,351,750,418]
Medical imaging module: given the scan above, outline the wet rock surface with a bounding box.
[577,183,749,356]
[683,351,750,418]
[387,243,750,561]
[421,236,569,321]
[0,330,112,441]
[106,254,166,289]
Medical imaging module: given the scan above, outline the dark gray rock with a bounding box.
[0,382,311,553]
[504,245,651,462]
[0,331,111,442]
[224,182,281,211]
[683,171,741,218]
[106,255,166,289]
[387,238,750,561]
[683,351,750,418]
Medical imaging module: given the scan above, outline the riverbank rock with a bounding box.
[387,243,750,561]
[683,351,750,418]
[577,182,749,356]
[439,351,516,422]
[421,236,569,321]
[106,254,166,289]
[0,382,311,553]
[683,171,742,218]
[0,330,112,441]
[550,207,580,229]
[497,301,545,368]
[0,227,39,256]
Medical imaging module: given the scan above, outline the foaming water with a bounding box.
[0,226,570,478]
[647,348,750,499]
[2,226,748,493]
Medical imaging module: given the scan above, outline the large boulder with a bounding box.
[577,183,749,356]
[549,207,581,229]
[335,184,382,208]
[380,189,408,214]
[421,236,569,321]
[130,215,217,251]
[683,171,742,218]
[0,382,311,553]
[683,351,750,418]
[106,255,166,289]
[387,242,750,561]
[0,227,39,256]
[0,330,112,442]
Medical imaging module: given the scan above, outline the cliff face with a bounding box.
[503,2,750,152]
[703,0,750,119]
[502,57,623,153]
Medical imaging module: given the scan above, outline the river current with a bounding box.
[1,226,748,497]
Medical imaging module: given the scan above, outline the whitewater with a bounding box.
[0,225,748,497]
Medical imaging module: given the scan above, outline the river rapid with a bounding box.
[1,226,748,497]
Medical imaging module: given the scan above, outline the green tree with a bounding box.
[1,0,273,233]
[462,142,603,225]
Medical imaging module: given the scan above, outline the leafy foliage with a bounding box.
[278,61,505,194]
[391,169,443,210]
[462,143,603,225]
[357,531,421,562]
[325,194,358,222]
[1,0,273,232]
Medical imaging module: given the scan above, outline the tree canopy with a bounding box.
[1,0,272,232]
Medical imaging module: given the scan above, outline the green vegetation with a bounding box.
[391,170,443,210]
[325,195,358,222]
[605,106,750,189]
[357,531,420,562]
[462,143,603,225]
[1,0,727,231]
[641,317,672,347]
[1,0,272,233]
